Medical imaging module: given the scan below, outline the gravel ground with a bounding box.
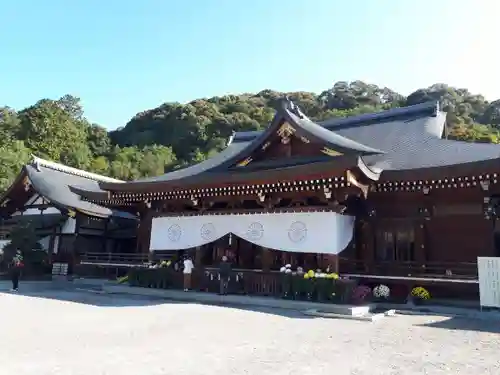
[0,289,499,375]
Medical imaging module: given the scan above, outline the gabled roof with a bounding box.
[222,101,500,179]
[212,98,384,170]
[95,98,383,193]
[0,156,135,219]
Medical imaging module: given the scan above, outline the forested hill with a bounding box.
[1,81,500,193]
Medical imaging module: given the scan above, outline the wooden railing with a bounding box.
[79,252,149,266]
[339,258,478,279]
[201,268,284,296]
[79,252,180,266]
[127,267,357,302]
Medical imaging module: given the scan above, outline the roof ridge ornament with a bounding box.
[227,131,235,147]
[283,96,304,119]
[434,101,440,117]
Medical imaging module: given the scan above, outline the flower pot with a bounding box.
[412,297,425,306]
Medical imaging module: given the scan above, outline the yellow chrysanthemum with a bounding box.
[411,286,431,300]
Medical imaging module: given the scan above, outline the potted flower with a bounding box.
[351,285,372,305]
[410,286,431,305]
[303,271,315,300]
[372,284,390,302]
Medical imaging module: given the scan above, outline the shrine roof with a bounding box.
[227,101,500,179]
[77,100,500,196]
[0,156,136,219]
[95,98,384,192]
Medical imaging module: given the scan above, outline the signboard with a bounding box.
[52,262,69,276]
[478,257,500,309]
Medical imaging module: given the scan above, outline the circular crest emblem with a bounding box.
[246,222,264,241]
[288,221,307,243]
[167,224,182,242]
[200,223,216,240]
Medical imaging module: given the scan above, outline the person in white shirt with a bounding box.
[183,257,194,291]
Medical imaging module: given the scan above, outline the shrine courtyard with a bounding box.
[0,287,498,375]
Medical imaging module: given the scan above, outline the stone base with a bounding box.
[102,284,375,317]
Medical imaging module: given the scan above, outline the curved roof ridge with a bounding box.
[30,155,124,184]
[283,100,384,155]
[230,101,440,142]
[319,101,439,129]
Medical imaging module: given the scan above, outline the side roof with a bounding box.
[0,156,135,219]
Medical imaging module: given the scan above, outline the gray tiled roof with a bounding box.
[93,100,500,192]
[330,111,500,173]
[25,162,135,219]
[231,101,500,174]
[124,99,384,185]
[283,101,384,155]
[129,139,253,183]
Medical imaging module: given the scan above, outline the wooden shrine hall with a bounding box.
[0,156,138,263]
[72,99,500,289]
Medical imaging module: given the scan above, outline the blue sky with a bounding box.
[1,0,498,129]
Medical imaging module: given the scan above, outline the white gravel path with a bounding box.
[0,290,498,375]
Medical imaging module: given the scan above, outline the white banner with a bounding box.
[150,212,354,254]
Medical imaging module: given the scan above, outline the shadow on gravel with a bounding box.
[419,317,500,334]
[0,288,314,319]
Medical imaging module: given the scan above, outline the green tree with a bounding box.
[1,80,500,194]
[18,98,91,164]
[3,221,42,262]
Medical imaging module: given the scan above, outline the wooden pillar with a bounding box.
[415,190,432,265]
[137,211,153,254]
[48,227,56,264]
[483,192,495,256]
[103,219,109,253]
[331,255,339,273]
[360,220,375,273]
[414,220,427,264]
[261,247,272,271]
[195,246,203,267]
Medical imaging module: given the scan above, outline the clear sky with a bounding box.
[1,0,498,130]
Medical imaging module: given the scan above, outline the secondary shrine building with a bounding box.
[0,157,137,263]
[70,99,500,287]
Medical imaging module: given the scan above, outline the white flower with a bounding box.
[280,266,287,273]
[285,269,292,274]
[373,284,390,298]
[285,264,292,269]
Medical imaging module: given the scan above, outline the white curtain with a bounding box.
[150,212,354,254]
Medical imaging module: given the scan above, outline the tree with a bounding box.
[0,140,31,192]
[18,98,91,163]
[0,80,500,194]
[2,221,42,262]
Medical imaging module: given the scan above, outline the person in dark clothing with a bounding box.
[218,255,231,295]
[10,257,23,292]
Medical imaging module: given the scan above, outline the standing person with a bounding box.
[183,256,194,291]
[218,255,231,295]
[10,255,23,292]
